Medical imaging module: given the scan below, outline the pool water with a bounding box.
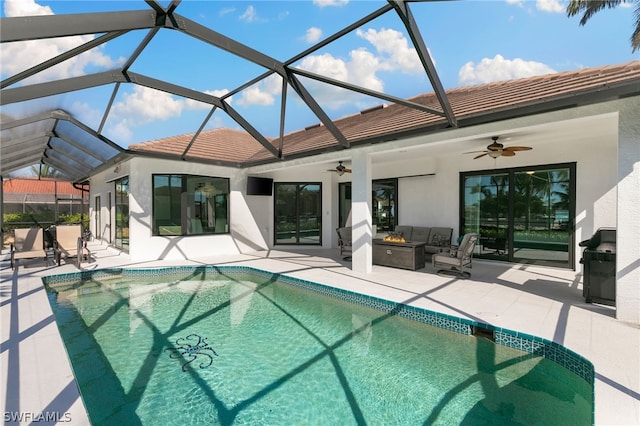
[45,270,592,425]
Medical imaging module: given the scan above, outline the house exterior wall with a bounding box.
[127,157,268,261]
[616,99,640,324]
[89,107,620,269]
[86,97,638,323]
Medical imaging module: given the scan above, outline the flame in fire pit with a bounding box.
[383,232,406,243]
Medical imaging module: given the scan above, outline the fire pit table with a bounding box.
[373,238,426,270]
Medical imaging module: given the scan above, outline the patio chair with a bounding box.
[336,227,352,260]
[432,233,479,278]
[53,224,90,268]
[10,227,47,269]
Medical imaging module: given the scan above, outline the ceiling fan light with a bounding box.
[488,150,502,158]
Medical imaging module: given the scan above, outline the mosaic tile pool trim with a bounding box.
[42,264,594,385]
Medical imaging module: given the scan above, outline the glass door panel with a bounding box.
[463,174,509,261]
[372,179,397,233]
[299,184,321,244]
[512,169,570,265]
[274,183,322,245]
[114,176,129,251]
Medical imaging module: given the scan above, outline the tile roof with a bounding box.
[3,178,86,196]
[130,61,640,166]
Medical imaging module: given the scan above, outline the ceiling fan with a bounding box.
[326,161,352,176]
[465,136,532,159]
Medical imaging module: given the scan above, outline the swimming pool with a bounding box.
[44,266,593,425]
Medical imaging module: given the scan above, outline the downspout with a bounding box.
[73,182,90,232]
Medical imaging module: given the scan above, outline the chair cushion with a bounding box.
[410,227,430,243]
[13,249,46,260]
[432,254,462,267]
[429,227,452,246]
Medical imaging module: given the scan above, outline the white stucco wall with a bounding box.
[88,100,628,273]
[85,96,638,324]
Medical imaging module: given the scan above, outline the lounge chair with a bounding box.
[432,233,479,278]
[54,224,90,268]
[10,227,47,269]
[336,227,352,260]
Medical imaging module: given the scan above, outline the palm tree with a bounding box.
[29,163,61,178]
[567,0,640,52]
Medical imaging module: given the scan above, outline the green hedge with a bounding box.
[3,212,88,231]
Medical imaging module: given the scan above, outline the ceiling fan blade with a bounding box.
[501,150,516,157]
[344,168,352,173]
[504,146,532,152]
[474,153,489,159]
[464,150,487,154]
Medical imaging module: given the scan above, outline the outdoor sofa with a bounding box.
[393,225,453,257]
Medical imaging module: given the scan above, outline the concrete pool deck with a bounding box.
[1,240,638,425]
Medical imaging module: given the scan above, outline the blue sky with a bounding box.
[1,0,638,147]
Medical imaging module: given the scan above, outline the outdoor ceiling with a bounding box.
[0,0,455,183]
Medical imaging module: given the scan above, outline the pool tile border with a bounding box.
[42,264,595,387]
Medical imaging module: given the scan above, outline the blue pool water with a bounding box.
[44,267,592,425]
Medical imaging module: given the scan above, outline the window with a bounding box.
[274,183,322,245]
[461,163,575,268]
[152,174,229,236]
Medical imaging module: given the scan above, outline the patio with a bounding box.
[1,240,638,425]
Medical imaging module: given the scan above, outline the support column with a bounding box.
[351,151,372,274]
[616,101,640,325]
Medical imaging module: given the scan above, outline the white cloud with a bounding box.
[285,27,423,109]
[1,0,123,83]
[458,54,556,86]
[4,0,52,16]
[106,86,231,142]
[219,7,235,17]
[313,0,349,8]
[184,89,232,110]
[305,27,323,44]
[296,51,383,109]
[346,49,384,92]
[356,28,423,73]
[237,75,282,107]
[112,86,183,125]
[536,0,564,13]
[237,86,275,106]
[239,5,259,23]
[290,28,422,109]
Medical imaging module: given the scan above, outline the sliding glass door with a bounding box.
[114,176,129,252]
[338,179,398,232]
[274,183,322,245]
[463,173,510,262]
[512,169,572,264]
[461,163,575,268]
